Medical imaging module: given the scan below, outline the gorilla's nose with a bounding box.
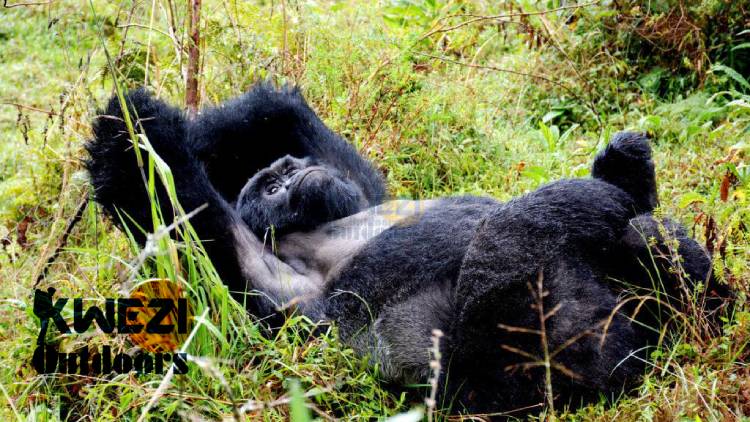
[289,167,327,189]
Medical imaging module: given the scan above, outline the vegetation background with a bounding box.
[0,0,749,420]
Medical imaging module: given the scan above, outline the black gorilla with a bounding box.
[86,85,729,417]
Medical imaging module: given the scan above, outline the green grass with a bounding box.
[0,0,748,420]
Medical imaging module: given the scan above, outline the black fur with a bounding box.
[86,86,730,418]
[86,88,276,314]
[446,179,645,413]
[87,84,385,240]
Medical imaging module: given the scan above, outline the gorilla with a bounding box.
[85,84,729,417]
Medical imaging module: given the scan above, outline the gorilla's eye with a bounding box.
[266,184,280,195]
[283,167,298,177]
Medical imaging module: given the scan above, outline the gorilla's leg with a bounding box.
[187,83,386,204]
[592,131,731,324]
[345,284,453,386]
[453,178,637,326]
[447,256,643,415]
[613,215,731,326]
[447,178,641,413]
[592,131,657,214]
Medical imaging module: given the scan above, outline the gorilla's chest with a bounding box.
[322,196,499,326]
[276,199,439,282]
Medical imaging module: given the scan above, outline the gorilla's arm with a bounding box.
[86,90,321,317]
[188,83,386,204]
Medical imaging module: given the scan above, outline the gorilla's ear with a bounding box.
[188,82,387,205]
[86,88,188,243]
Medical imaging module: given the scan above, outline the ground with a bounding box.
[0,1,748,420]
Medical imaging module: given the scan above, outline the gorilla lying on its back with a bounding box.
[86,85,729,417]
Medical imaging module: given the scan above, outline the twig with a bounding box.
[500,345,582,381]
[448,401,545,420]
[3,0,52,7]
[421,1,601,39]
[1,102,56,116]
[143,0,158,85]
[415,52,598,121]
[115,23,174,40]
[161,0,184,79]
[33,191,89,288]
[415,52,578,97]
[531,271,555,414]
[365,88,403,148]
[426,329,444,422]
[114,1,138,64]
[281,0,288,75]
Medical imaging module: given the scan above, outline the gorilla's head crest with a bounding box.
[236,155,367,236]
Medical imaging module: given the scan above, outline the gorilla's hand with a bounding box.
[86,88,189,241]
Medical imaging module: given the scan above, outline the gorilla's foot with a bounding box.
[592,131,657,214]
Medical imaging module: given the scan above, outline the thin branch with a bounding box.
[415,53,577,98]
[422,1,601,39]
[415,52,599,121]
[114,0,138,64]
[33,191,89,288]
[116,23,174,40]
[500,344,539,362]
[497,323,542,335]
[426,329,444,422]
[532,271,555,414]
[1,102,56,116]
[549,321,606,359]
[3,0,52,7]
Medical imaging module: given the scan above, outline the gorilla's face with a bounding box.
[236,155,367,236]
